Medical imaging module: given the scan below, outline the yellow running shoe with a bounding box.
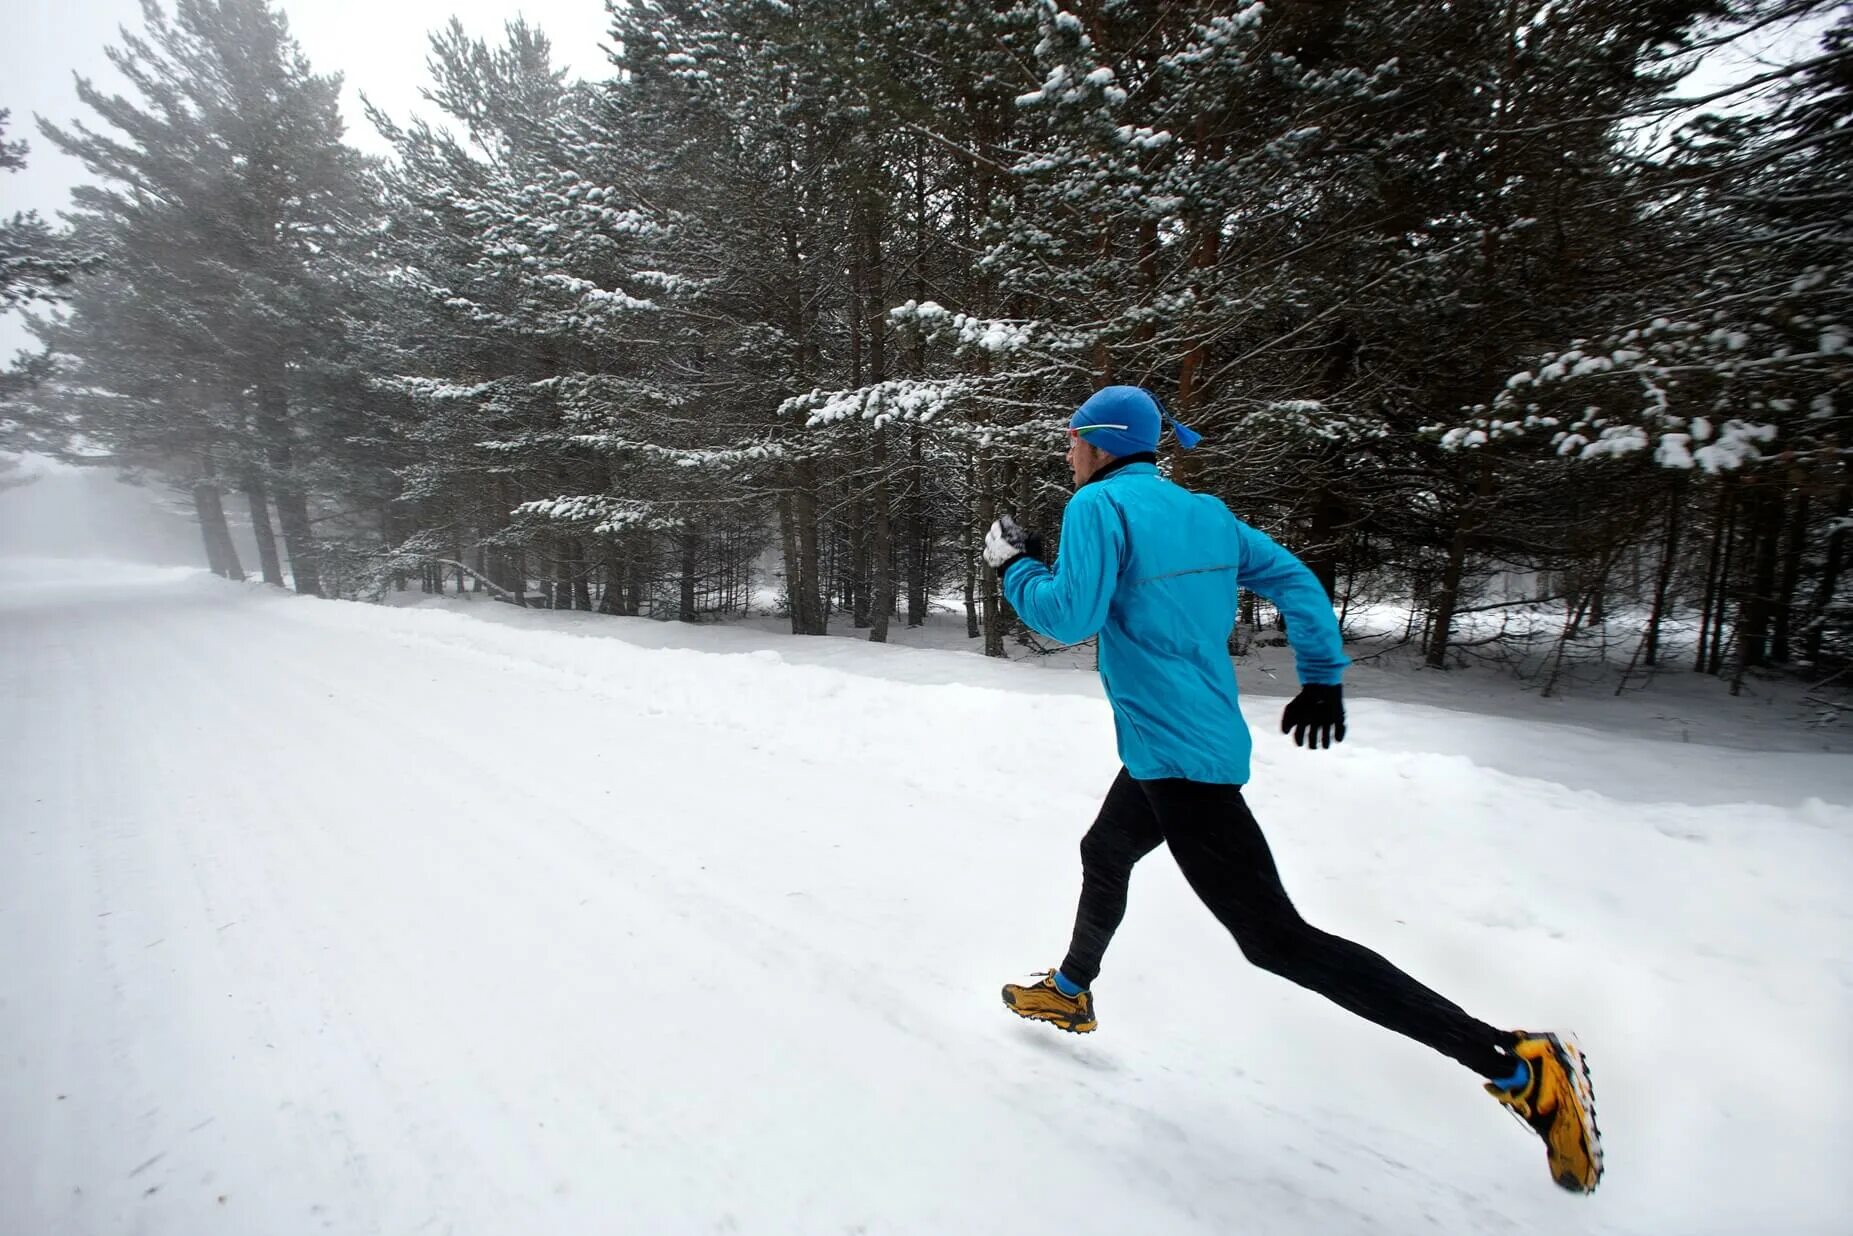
[1489,1031,1604,1193]
[1001,970,1097,1033]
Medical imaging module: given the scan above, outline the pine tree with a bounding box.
[1439,1,1852,674]
[33,0,367,594]
[0,110,100,316]
[0,109,102,456]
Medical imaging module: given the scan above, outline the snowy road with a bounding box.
[3,560,1849,1235]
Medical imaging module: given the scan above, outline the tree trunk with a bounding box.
[272,487,319,596]
[777,491,802,633]
[906,151,930,630]
[191,477,244,581]
[1737,481,1786,668]
[566,537,594,611]
[864,199,894,645]
[599,544,623,615]
[791,461,826,634]
[382,503,406,593]
[1302,482,1341,602]
[244,477,284,586]
[963,453,980,638]
[979,458,1004,657]
[907,426,928,627]
[1642,480,1684,667]
[849,477,872,628]
[1695,480,1732,672]
[1426,456,1499,670]
[1708,486,1741,676]
[257,383,320,597]
[1426,498,1479,667]
[1427,536,1471,668]
[845,210,871,630]
[679,526,700,622]
[1770,485,1810,663]
[625,536,649,617]
[826,529,842,617]
[1804,470,1850,664]
[1169,204,1222,487]
[869,433,894,644]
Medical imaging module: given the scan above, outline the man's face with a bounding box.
[1066,432,1111,487]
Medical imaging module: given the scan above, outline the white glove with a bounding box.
[983,515,1035,569]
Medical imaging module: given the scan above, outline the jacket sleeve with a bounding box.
[1000,489,1124,645]
[1234,520,1349,685]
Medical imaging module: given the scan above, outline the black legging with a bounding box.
[1060,769,1516,1080]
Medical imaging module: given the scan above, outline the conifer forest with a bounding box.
[4,0,1849,692]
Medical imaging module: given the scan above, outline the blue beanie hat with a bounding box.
[1068,386,1202,457]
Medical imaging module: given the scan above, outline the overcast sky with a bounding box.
[1,0,617,356]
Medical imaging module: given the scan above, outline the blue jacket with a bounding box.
[1001,459,1348,785]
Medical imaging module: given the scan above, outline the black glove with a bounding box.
[1280,683,1346,750]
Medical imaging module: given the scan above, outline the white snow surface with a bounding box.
[3,557,1851,1235]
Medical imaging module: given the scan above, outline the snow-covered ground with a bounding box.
[2,463,1850,1235]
